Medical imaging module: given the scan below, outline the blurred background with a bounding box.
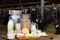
[0,0,60,40]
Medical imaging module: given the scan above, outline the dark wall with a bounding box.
[0,11,10,25]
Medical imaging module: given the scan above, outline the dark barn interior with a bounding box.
[0,0,60,40]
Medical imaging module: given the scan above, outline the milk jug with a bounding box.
[31,22,37,34]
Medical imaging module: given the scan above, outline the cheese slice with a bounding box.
[22,28,29,34]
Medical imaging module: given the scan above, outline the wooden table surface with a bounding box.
[17,37,39,40]
[17,36,53,40]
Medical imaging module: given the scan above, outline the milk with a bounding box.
[7,19,15,39]
[31,22,37,34]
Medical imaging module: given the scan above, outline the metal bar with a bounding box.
[41,0,44,20]
[0,2,41,7]
[0,1,48,8]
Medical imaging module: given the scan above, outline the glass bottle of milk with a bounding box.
[7,19,15,39]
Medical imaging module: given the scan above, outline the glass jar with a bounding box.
[21,14,31,30]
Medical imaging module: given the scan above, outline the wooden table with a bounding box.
[17,37,39,40]
[17,36,53,40]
